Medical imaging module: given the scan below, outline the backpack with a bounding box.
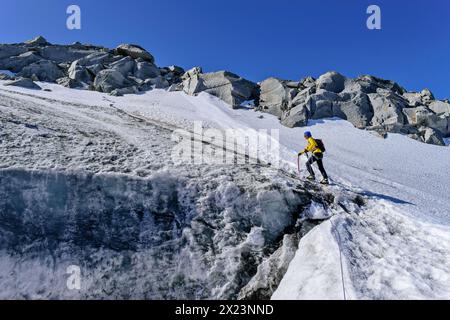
[315,139,326,153]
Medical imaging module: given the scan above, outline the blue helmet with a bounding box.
[304,131,312,138]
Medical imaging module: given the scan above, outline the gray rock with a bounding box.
[334,92,374,128]
[403,89,435,107]
[300,76,316,88]
[134,61,160,80]
[424,115,449,137]
[368,91,408,126]
[38,46,98,63]
[0,51,42,73]
[116,44,154,64]
[353,75,406,95]
[0,44,27,59]
[93,69,129,93]
[18,60,65,82]
[201,71,258,108]
[86,63,105,76]
[401,105,448,136]
[109,56,135,76]
[68,63,93,84]
[167,83,183,92]
[140,76,170,90]
[420,127,445,146]
[181,67,203,95]
[316,71,346,93]
[4,78,41,90]
[166,65,184,75]
[428,101,450,116]
[308,90,341,119]
[56,76,83,89]
[281,104,309,128]
[24,36,50,46]
[259,77,298,117]
[75,52,112,67]
[110,86,139,97]
[402,106,434,125]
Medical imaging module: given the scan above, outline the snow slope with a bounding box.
[1,81,449,299]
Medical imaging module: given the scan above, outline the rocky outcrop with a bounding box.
[255,72,448,146]
[0,36,448,146]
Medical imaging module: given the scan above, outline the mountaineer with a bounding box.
[298,131,329,185]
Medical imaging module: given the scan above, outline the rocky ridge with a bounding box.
[1,36,448,146]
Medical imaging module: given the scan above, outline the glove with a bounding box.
[298,151,304,157]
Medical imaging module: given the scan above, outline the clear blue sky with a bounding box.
[1,0,449,98]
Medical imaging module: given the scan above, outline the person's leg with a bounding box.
[316,158,328,179]
[306,156,316,177]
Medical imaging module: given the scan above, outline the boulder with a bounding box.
[420,127,445,146]
[259,77,298,117]
[353,75,406,95]
[202,71,259,108]
[281,104,309,128]
[424,115,449,137]
[308,90,341,119]
[166,65,184,75]
[0,51,42,73]
[109,56,135,76]
[4,78,41,90]
[86,63,105,76]
[134,61,160,80]
[403,89,435,107]
[139,76,170,90]
[74,52,112,67]
[56,76,83,89]
[402,105,448,136]
[428,101,450,116]
[420,89,435,103]
[368,91,408,126]
[316,71,346,93]
[161,65,184,83]
[402,106,434,125]
[68,64,93,84]
[116,44,154,64]
[299,76,316,88]
[334,92,374,128]
[93,69,129,93]
[181,67,203,95]
[110,86,139,97]
[18,60,65,82]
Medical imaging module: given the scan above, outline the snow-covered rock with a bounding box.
[3,78,41,89]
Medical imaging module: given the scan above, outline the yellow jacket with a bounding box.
[301,137,322,155]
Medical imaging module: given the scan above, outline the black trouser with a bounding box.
[306,153,328,179]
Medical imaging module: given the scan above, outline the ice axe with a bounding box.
[297,152,309,178]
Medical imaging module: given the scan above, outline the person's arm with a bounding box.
[298,140,312,156]
[305,138,318,153]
